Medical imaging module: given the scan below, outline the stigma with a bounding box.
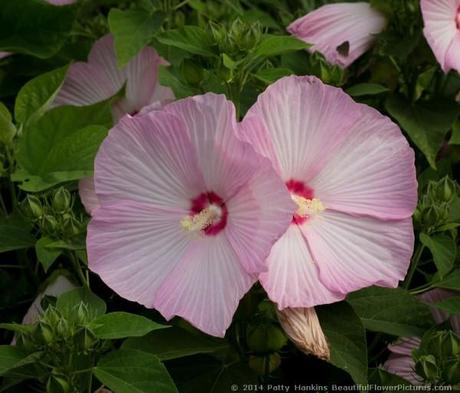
[181,205,222,233]
[291,195,325,217]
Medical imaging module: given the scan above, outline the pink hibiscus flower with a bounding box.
[0,52,11,59]
[287,2,387,68]
[54,34,174,120]
[421,0,460,74]
[384,289,460,384]
[45,0,76,5]
[87,94,295,337]
[238,75,417,309]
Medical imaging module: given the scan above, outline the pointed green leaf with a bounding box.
[348,287,432,336]
[89,312,168,340]
[317,302,368,385]
[93,349,177,393]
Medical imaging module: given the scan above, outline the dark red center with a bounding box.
[286,179,314,225]
[190,191,228,236]
[457,6,460,29]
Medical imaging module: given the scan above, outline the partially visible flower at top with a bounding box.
[54,34,175,215]
[421,0,460,74]
[87,94,295,337]
[45,0,76,5]
[54,34,174,120]
[287,2,387,68]
[238,75,417,310]
[384,289,460,384]
[277,307,330,360]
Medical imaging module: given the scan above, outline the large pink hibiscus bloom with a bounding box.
[287,2,387,68]
[384,289,460,384]
[238,76,417,309]
[87,94,295,337]
[421,0,460,74]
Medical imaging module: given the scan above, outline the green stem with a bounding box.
[403,243,424,289]
[69,251,88,287]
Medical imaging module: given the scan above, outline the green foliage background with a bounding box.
[0,0,459,392]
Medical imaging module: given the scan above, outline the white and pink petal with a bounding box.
[94,111,206,209]
[309,106,417,220]
[88,201,192,307]
[154,235,255,337]
[302,211,414,294]
[421,0,460,73]
[259,225,344,309]
[241,76,362,182]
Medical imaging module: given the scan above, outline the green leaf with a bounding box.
[35,236,61,272]
[450,120,460,145]
[433,297,460,315]
[348,287,433,336]
[157,26,215,57]
[159,66,198,98]
[0,102,16,144]
[254,68,293,84]
[317,302,367,385]
[434,269,460,290]
[0,0,75,58]
[89,312,168,340]
[93,349,177,393]
[15,103,111,191]
[122,327,228,360]
[254,34,309,57]
[14,65,68,124]
[346,83,390,97]
[385,95,460,168]
[420,233,456,277]
[108,9,163,67]
[0,346,28,376]
[0,216,34,253]
[56,287,106,320]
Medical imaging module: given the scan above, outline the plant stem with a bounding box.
[69,251,88,286]
[403,243,424,289]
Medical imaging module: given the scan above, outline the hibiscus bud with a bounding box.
[46,374,70,393]
[277,307,330,361]
[246,323,287,353]
[439,177,456,203]
[38,321,55,345]
[25,195,43,219]
[447,359,460,383]
[52,187,71,213]
[248,353,281,375]
[415,354,439,383]
[42,214,58,234]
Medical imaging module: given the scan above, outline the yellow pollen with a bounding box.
[180,205,221,232]
[291,195,325,217]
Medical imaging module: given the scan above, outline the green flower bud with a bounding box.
[46,374,70,393]
[248,353,281,375]
[38,321,55,345]
[74,327,97,352]
[246,323,288,353]
[447,359,460,383]
[52,188,71,214]
[181,59,204,85]
[415,354,438,383]
[42,215,59,234]
[25,195,43,219]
